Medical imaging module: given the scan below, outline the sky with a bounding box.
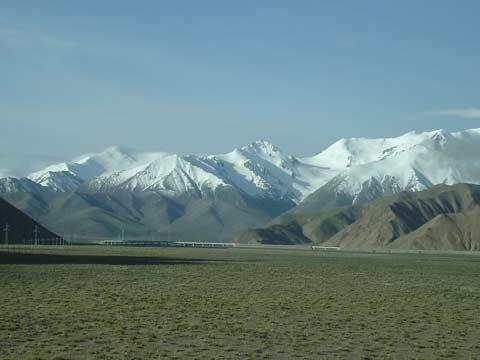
[1,0,480,162]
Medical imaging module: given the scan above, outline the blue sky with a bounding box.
[1,0,480,158]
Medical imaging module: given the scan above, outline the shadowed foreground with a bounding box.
[1,246,480,359]
[0,250,234,265]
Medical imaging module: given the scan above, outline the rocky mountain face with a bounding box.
[326,183,480,249]
[239,183,480,251]
[390,207,480,250]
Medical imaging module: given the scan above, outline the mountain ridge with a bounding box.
[4,128,480,207]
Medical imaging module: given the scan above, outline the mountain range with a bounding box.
[4,128,480,203]
[1,140,337,202]
[239,183,480,251]
[3,128,480,245]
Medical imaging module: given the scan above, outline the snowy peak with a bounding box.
[303,128,480,207]
[67,145,141,179]
[206,140,335,201]
[33,171,84,192]
[28,145,154,189]
[307,128,480,170]
[74,145,137,167]
[308,132,424,169]
[240,140,282,156]
[235,140,292,171]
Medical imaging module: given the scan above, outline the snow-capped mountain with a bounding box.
[3,129,480,206]
[0,177,46,194]
[87,153,227,195]
[197,141,336,200]
[28,146,144,186]
[298,128,480,209]
[31,171,84,192]
[62,140,336,201]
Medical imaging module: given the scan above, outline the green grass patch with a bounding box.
[1,246,480,359]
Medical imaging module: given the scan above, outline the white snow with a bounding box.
[89,154,227,194]
[314,128,480,201]
[3,128,480,202]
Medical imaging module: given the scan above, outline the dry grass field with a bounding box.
[1,246,480,359]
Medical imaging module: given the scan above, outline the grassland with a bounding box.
[1,246,480,359]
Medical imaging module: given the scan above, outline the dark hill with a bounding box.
[0,197,60,244]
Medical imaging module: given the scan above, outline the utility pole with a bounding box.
[33,226,39,246]
[3,223,10,246]
[121,227,125,241]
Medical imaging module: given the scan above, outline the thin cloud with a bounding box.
[429,107,480,119]
[0,17,75,51]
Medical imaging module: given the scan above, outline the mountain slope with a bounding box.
[3,186,291,243]
[0,177,46,194]
[325,183,480,248]
[85,154,227,196]
[390,208,480,251]
[0,197,60,244]
[237,206,360,245]
[239,183,480,250]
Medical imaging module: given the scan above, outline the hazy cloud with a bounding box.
[430,107,480,119]
[0,17,75,51]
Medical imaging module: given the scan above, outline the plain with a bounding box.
[1,246,480,359]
